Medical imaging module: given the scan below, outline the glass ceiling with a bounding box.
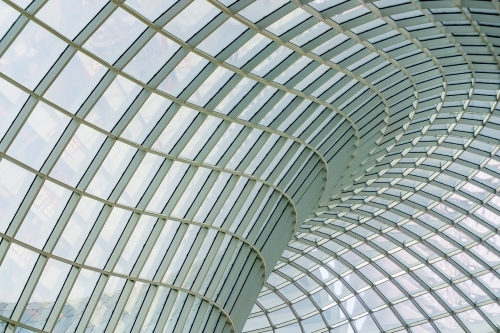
[0,0,499,332]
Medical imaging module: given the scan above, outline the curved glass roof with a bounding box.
[0,0,499,332]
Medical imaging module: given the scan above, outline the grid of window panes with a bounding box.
[0,0,499,332]
[243,0,500,332]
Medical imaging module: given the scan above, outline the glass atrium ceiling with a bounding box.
[0,0,499,332]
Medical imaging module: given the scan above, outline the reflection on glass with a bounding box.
[153,106,198,154]
[197,18,247,57]
[163,0,220,42]
[44,51,108,114]
[123,33,180,84]
[114,215,156,275]
[179,116,222,160]
[83,7,146,64]
[251,46,293,77]
[117,153,164,207]
[15,180,71,249]
[157,53,209,97]
[86,140,136,199]
[146,161,188,214]
[125,0,175,22]
[0,76,29,141]
[52,196,104,261]
[225,34,272,68]
[85,75,141,132]
[19,259,71,329]
[120,92,173,144]
[49,124,106,187]
[86,276,126,332]
[7,102,70,170]
[52,269,100,332]
[238,0,289,23]
[0,244,38,318]
[0,159,36,232]
[187,67,233,107]
[140,220,180,280]
[84,207,131,269]
[36,0,108,40]
[114,281,149,332]
[266,8,311,36]
[0,21,67,90]
[0,2,20,42]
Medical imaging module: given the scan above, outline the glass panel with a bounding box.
[83,7,146,64]
[36,0,108,40]
[0,244,38,318]
[117,153,164,207]
[52,196,104,261]
[0,21,67,90]
[372,307,402,331]
[0,76,29,141]
[0,2,19,41]
[114,215,156,275]
[120,93,172,144]
[7,102,70,170]
[162,224,200,285]
[181,228,218,289]
[193,172,231,222]
[163,0,220,42]
[434,316,465,333]
[44,51,108,114]
[225,34,272,68]
[204,123,244,165]
[239,86,278,121]
[86,140,137,199]
[457,308,493,332]
[157,52,209,97]
[53,269,100,332]
[49,124,106,187]
[15,180,72,249]
[146,161,189,214]
[153,106,198,154]
[238,0,289,23]
[139,287,171,333]
[85,75,142,132]
[0,159,36,233]
[268,307,295,325]
[171,168,211,218]
[266,9,311,36]
[251,46,294,77]
[114,281,149,332]
[197,18,247,57]
[214,77,257,115]
[85,207,132,269]
[125,0,176,22]
[290,22,330,47]
[11,0,34,9]
[86,276,126,332]
[179,116,222,160]
[393,300,425,324]
[123,33,180,84]
[187,67,233,107]
[20,259,71,329]
[140,220,180,280]
[273,56,313,85]
[226,128,262,169]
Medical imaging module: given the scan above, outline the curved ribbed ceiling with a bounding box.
[0,0,498,333]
